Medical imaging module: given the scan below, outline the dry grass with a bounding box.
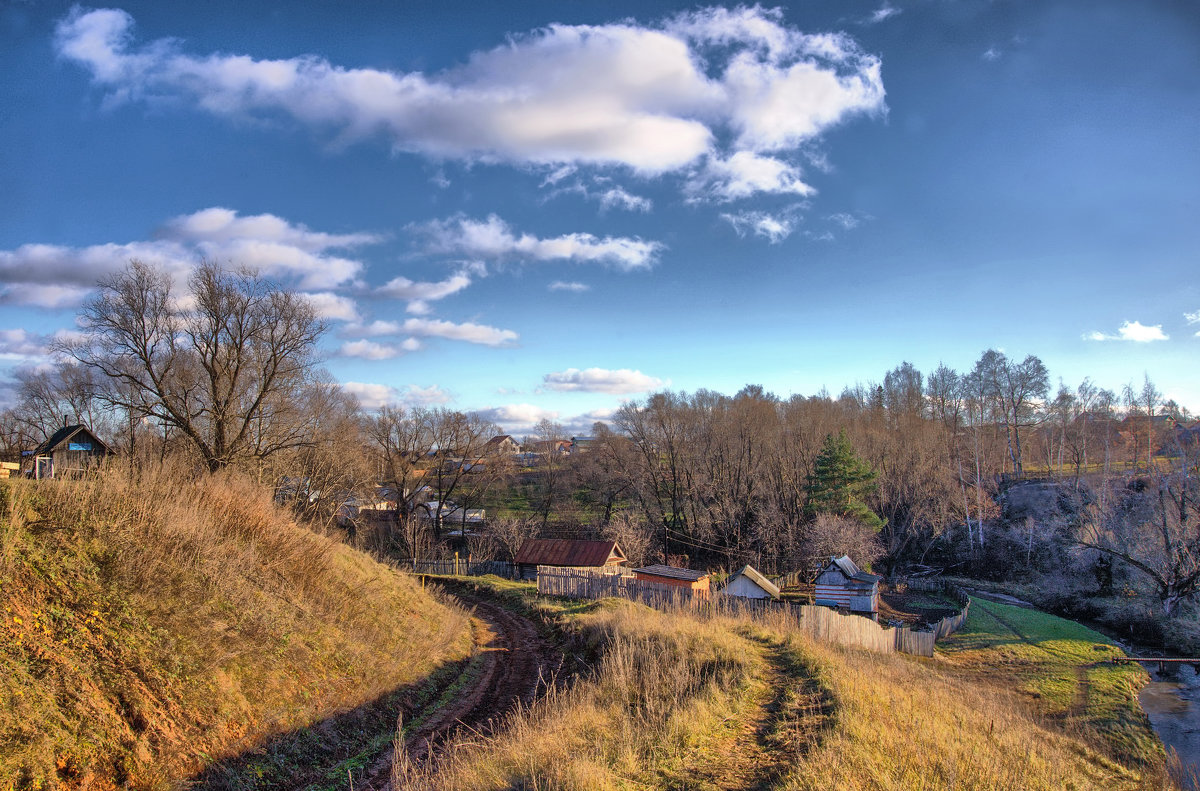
[395,598,763,790]
[395,578,1176,791]
[0,465,472,789]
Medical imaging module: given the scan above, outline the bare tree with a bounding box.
[57,260,328,471]
[1076,465,1200,615]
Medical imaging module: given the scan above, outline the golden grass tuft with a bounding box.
[395,579,1177,791]
[0,465,472,789]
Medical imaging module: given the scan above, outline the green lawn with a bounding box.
[939,597,1159,765]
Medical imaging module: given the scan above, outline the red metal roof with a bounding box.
[515,538,625,567]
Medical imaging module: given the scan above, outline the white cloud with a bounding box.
[339,339,409,360]
[376,272,471,313]
[546,179,653,212]
[415,214,662,271]
[692,151,814,202]
[402,317,518,346]
[542,367,665,394]
[342,381,452,409]
[0,329,52,360]
[0,207,379,307]
[472,403,561,434]
[548,281,590,292]
[866,4,901,24]
[982,47,1001,62]
[1084,320,1170,343]
[303,292,359,321]
[57,7,884,196]
[342,382,400,409]
[1186,310,1200,336]
[720,210,796,243]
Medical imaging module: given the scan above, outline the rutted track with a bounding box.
[361,588,563,789]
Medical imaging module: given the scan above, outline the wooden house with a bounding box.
[720,565,780,600]
[514,538,626,581]
[484,435,521,456]
[812,555,880,616]
[27,424,113,479]
[633,564,711,593]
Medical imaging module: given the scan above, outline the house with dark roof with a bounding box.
[720,565,781,600]
[514,538,626,580]
[484,435,521,456]
[27,424,113,479]
[812,555,880,616]
[633,563,711,593]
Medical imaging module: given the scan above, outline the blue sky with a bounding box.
[2,0,1197,434]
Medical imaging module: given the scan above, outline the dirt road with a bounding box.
[360,590,562,789]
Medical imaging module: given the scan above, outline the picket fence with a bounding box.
[535,566,970,657]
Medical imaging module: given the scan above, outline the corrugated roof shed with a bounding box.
[633,564,709,582]
[515,538,626,567]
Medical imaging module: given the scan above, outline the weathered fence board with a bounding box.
[535,565,957,657]
[398,558,517,579]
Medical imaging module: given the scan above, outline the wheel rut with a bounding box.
[359,588,562,790]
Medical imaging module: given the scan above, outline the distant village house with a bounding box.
[813,555,880,617]
[720,565,781,600]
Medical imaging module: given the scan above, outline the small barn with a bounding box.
[720,565,780,600]
[633,564,711,592]
[514,538,627,580]
[813,555,880,616]
[27,424,113,479]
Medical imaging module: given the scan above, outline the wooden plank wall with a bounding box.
[535,566,955,657]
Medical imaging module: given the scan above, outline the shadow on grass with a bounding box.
[188,654,471,791]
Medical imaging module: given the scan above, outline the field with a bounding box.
[396,576,1176,791]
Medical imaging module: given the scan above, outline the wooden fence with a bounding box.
[899,577,973,646]
[398,558,516,579]
[536,566,966,657]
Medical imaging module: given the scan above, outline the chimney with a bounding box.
[63,414,68,429]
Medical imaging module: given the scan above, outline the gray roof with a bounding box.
[724,564,780,598]
[821,555,881,584]
[31,424,112,457]
[634,564,709,582]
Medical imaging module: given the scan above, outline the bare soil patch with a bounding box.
[358,589,562,789]
[878,588,961,626]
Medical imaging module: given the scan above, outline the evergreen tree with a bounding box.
[805,430,885,530]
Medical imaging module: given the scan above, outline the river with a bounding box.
[1138,662,1200,788]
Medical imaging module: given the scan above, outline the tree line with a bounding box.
[2,260,1196,615]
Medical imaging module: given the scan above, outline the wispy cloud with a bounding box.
[1186,310,1200,336]
[414,214,662,271]
[1084,320,1169,343]
[720,209,797,243]
[342,381,452,409]
[57,6,884,199]
[402,317,518,347]
[339,338,421,360]
[866,4,901,24]
[542,367,665,394]
[548,281,590,293]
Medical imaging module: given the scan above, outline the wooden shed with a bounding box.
[812,555,880,616]
[27,424,113,479]
[514,538,626,581]
[633,564,711,592]
[720,565,780,600]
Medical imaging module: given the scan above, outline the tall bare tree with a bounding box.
[57,260,328,472]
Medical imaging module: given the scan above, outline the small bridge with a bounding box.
[1113,657,1200,674]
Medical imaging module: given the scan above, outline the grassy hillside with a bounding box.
[0,467,472,790]
[399,578,1174,791]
